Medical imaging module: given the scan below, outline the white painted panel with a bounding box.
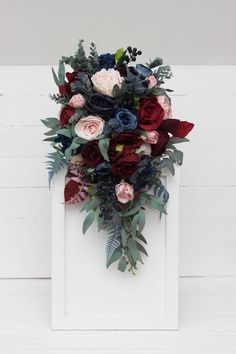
[51,170,179,330]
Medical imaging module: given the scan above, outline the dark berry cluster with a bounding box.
[97,175,119,220]
[125,46,142,63]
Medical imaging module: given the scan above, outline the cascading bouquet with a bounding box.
[42,40,194,274]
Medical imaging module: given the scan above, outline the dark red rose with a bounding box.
[59,105,75,127]
[109,132,143,160]
[111,148,139,178]
[66,71,77,83]
[81,141,103,167]
[138,96,164,131]
[160,119,194,138]
[151,130,170,156]
[59,83,71,96]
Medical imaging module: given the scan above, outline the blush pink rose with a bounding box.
[141,131,159,144]
[75,116,105,140]
[147,75,157,89]
[91,68,123,97]
[69,94,86,108]
[157,95,172,119]
[115,182,134,204]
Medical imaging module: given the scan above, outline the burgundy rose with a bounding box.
[81,141,103,167]
[160,119,194,138]
[138,96,164,131]
[59,105,75,127]
[111,148,139,178]
[151,130,170,156]
[109,132,143,160]
[66,71,77,83]
[59,83,71,96]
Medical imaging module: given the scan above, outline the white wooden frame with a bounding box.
[51,168,179,330]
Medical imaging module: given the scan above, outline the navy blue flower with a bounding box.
[127,156,156,191]
[96,161,112,175]
[115,109,137,130]
[98,53,115,70]
[104,118,123,134]
[135,64,153,78]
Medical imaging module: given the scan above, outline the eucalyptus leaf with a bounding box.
[163,157,175,176]
[107,248,122,268]
[137,242,148,257]
[131,214,138,239]
[121,228,128,247]
[98,138,110,161]
[118,256,127,272]
[52,67,59,86]
[41,117,59,129]
[136,232,147,245]
[138,210,145,233]
[57,128,72,138]
[58,62,65,85]
[127,238,139,262]
[82,210,95,234]
[169,137,190,144]
[53,150,62,173]
[149,196,167,214]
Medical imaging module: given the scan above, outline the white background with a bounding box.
[0,65,235,280]
[0,0,235,65]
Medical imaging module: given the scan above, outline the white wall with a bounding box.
[0,66,235,279]
[0,0,236,65]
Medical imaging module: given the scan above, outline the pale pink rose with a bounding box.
[115,182,134,204]
[141,131,159,144]
[157,95,172,119]
[75,116,105,140]
[135,143,151,156]
[69,94,86,108]
[147,75,157,89]
[91,68,123,97]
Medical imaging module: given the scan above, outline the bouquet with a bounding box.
[42,40,194,274]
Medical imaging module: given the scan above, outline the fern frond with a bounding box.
[106,224,121,267]
[45,152,68,187]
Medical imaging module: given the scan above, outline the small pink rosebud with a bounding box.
[115,182,134,204]
[147,75,157,89]
[69,94,86,108]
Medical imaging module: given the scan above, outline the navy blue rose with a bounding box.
[115,109,137,130]
[96,161,112,175]
[98,53,115,70]
[127,156,156,191]
[104,118,123,135]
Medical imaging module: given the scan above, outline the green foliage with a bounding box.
[127,238,139,263]
[153,65,172,82]
[82,210,96,234]
[61,39,89,71]
[98,138,110,162]
[115,48,125,61]
[88,42,99,73]
[45,152,67,187]
[118,256,127,272]
[49,93,69,105]
[146,57,163,68]
[107,248,122,268]
[149,195,167,214]
[106,225,122,268]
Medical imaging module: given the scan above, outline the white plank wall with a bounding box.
[0,66,236,279]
